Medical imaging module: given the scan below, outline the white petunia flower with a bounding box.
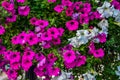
[76,30,89,37]
[112,7,120,18]
[115,66,120,77]
[83,73,96,80]
[77,36,89,44]
[115,14,120,22]
[97,1,113,18]
[76,30,90,45]
[68,37,80,47]
[89,27,99,39]
[52,71,72,80]
[98,19,108,28]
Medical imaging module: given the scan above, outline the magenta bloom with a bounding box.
[52,38,61,45]
[22,58,32,71]
[63,50,76,63]
[30,17,38,26]
[93,11,101,19]
[6,15,17,23]
[76,55,86,67]
[62,0,73,7]
[10,62,20,70]
[0,45,6,55]
[18,6,30,16]
[11,36,19,45]
[23,50,35,60]
[111,0,120,10]
[9,51,21,63]
[35,19,49,28]
[34,67,45,77]
[3,50,13,60]
[48,0,56,3]
[83,3,91,13]
[66,20,79,31]
[47,27,59,38]
[48,67,60,76]
[93,48,105,58]
[88,42,96,54]
[58,27,64,36]
[0,25,5,35]
[42,41,51,49]
[7,69,18,80]
[1,1,14,11]
[17,0,25,3]
[64,61,76,69]
[97,33,107,43]
[63,44,73,50]
[35,52,45,61]
[79,14,89,24]
[41,32,52,41]
[66,7,73,16]
[17,31,27,45]
[54,4,64,13]
[26,32,38,45]
[47,53,57,62]
[73,1,83,10]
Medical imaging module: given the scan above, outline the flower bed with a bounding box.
[0,0,120,80]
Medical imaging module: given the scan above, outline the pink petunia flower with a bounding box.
[23,50,35,60]
[11,36,19,45]
[54,4,64,13]
[52,38,61,45]
[30,17,38,26]
[0,45,6,55]
[6,15,17,23]
[17,31,27,45]
[73,1,83,11]
[9,51,21,63]
[7,69,18,80]
[63,44,73,51]
[21,58,32,71]
[3,50,13,60]
[41,32,52,41]
[47,53,57,62]
[66,20,79,31]
[1,1,14,11]
[63,50,76,63]
[93,48,105,58]
[76,55,86,67]
[41,41,51,49]
[35,52,45,61]
[111,0,120,10]
[88,41,96,54]
[47,27,59,38]
[62,0,73,7]
[66,7,73,16]
[35,19,49,28]
[48,67,60,76]
[0,25,5,35]
[79,14,89,24]
[17,0,25,3]
[58,27,64,36]
[34,67,45,77]
[26,32,38,46]
[10,62,20,70]
[18,6,30,16]
[97,33,107,43]
[64,61,76,69]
